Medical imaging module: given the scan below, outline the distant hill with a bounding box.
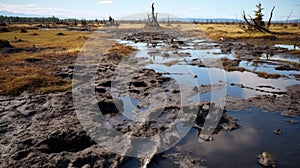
[156,17,242,23]
[185,18,242,23]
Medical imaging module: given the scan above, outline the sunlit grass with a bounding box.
[0,29,91,49]
[104,43,138,56]
[0,29,94,96]
[196,23,300,41]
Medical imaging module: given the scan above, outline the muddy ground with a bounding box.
[0,27,299,167]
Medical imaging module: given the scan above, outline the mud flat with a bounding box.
[1,25,299,167]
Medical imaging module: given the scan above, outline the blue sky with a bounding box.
[0,0,299,20]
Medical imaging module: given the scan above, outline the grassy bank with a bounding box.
[196,23,300,44]
[0,29,94,96]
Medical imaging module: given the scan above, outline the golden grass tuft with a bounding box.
[0,28,95,96]
[255,71,282,79]
[163,60,181,67]
[197,23,300,41]
[0,74,71,96]
[104,43,138,56]
[220,58,246,72]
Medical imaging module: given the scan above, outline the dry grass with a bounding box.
[163,60,181,67]
[0,74,71,96]
[104,43,138,56]
[220,58,246,72]
[0,29,91,49]
[196,23,300,42]
[255,71,282,79]
[0,27,96,96]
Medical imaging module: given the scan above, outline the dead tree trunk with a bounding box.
[267,6,275,28]
[144,3,160,28]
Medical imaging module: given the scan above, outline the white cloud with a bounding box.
[97,0,114,4]
[0,2,72,16]
[0,2,106,18]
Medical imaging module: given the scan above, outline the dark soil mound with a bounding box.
[57,32,65,36]
[0,39,12,48]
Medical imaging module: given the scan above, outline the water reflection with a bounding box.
[239,61,299,77]
[275,44,300,50]
[168,108,300,167]
[118,38,299,99]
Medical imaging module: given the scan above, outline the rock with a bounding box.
[57,32,65,36]
[273,129,283,135]
[258,152,277,168]
[202,104,210,112]
[198,134,213,142]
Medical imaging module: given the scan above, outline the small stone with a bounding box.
[202,104,210,111]
[82,164,91,168]
[205,137,214,142]
[258,152,277,168]
[198,134,213,142]
[273,129,283,135]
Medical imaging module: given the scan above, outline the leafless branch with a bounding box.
[267,6,275,28]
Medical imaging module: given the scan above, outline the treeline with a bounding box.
[0,15,60,23]
[0,15,106,25]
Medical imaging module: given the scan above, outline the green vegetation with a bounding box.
[253,3,265,27]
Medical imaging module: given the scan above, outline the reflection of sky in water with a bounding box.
[147,64,300,99]
[261,53,300,63]
[118,39,300,99]
[114,38,300,167]
[169,108,300,167]
[275,44,300,50]
[239,61,300,78]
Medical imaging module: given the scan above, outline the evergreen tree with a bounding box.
[253,3,265,27]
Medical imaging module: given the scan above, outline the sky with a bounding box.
[0,0,299,21]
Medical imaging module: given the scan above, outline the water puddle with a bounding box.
[239,60,300,79]
[164,108,300,167]
[275,44,300,50]
[260,53,300,64]
[117,38,300,99]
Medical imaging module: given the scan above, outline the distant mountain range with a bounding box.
[174,18,242,23]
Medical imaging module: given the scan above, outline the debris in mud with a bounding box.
[273,129,283,135]
[258,152,277,168]
[226,84,300,116]
[230,82,287,95]
[121,31,186,50]
[20,28,27,33]
[56,32,65,36]
[275,65,298,71]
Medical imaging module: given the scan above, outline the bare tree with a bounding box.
[145,3,160,27]
[241,3,275,34]
[267,6,275,28]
